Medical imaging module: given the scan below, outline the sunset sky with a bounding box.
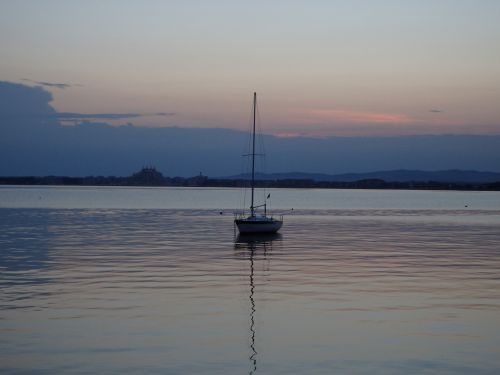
[1,0,499,137]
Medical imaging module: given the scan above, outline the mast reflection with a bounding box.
[234,233,282,374]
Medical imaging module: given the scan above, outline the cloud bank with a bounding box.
[20,78,81,89]
[1,81,500,177]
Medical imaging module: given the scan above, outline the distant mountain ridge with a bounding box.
[223,170,500,183]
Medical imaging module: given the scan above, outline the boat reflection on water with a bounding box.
[234,233,282,374]
[235,233,282,247]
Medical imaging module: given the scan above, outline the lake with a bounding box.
[1,186,500,374]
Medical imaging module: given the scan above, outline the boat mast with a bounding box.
[250,92,256,217]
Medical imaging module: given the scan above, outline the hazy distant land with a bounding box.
[2,167,500,191]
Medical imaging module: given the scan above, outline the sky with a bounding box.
[1,0,500,137]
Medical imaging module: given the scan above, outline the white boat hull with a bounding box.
[235,219,283,234]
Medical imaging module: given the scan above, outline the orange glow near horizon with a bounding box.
[297,108,417,125]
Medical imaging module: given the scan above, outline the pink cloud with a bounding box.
[296,108,417,125]
[270,107,477,137]
[273,131,307,138]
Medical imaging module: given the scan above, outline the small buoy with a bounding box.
[465,205,468,208]
[219,211,223,215]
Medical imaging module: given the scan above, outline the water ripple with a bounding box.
[1,207,500,374]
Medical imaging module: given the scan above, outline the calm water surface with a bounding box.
[1,186,500,374]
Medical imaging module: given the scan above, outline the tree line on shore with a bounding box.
[1,167,500,191]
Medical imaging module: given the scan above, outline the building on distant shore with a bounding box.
[130,166,165,186]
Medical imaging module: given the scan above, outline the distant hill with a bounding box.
[3,167,500,190]
[223,170,500,183]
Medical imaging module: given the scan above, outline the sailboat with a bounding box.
[234,93,283,234]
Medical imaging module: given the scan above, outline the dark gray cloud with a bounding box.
[0,81,55,117]
[1,81,174,122]
[57,112,142,120]
[1,111,175,121]
[20,78,81,89]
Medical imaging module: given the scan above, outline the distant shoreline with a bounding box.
[1,175,499,191]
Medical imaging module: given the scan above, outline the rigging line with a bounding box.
[241,97,256,214]
[241,152,247,213]
[255,93,268,207]
[250,92,258,216]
